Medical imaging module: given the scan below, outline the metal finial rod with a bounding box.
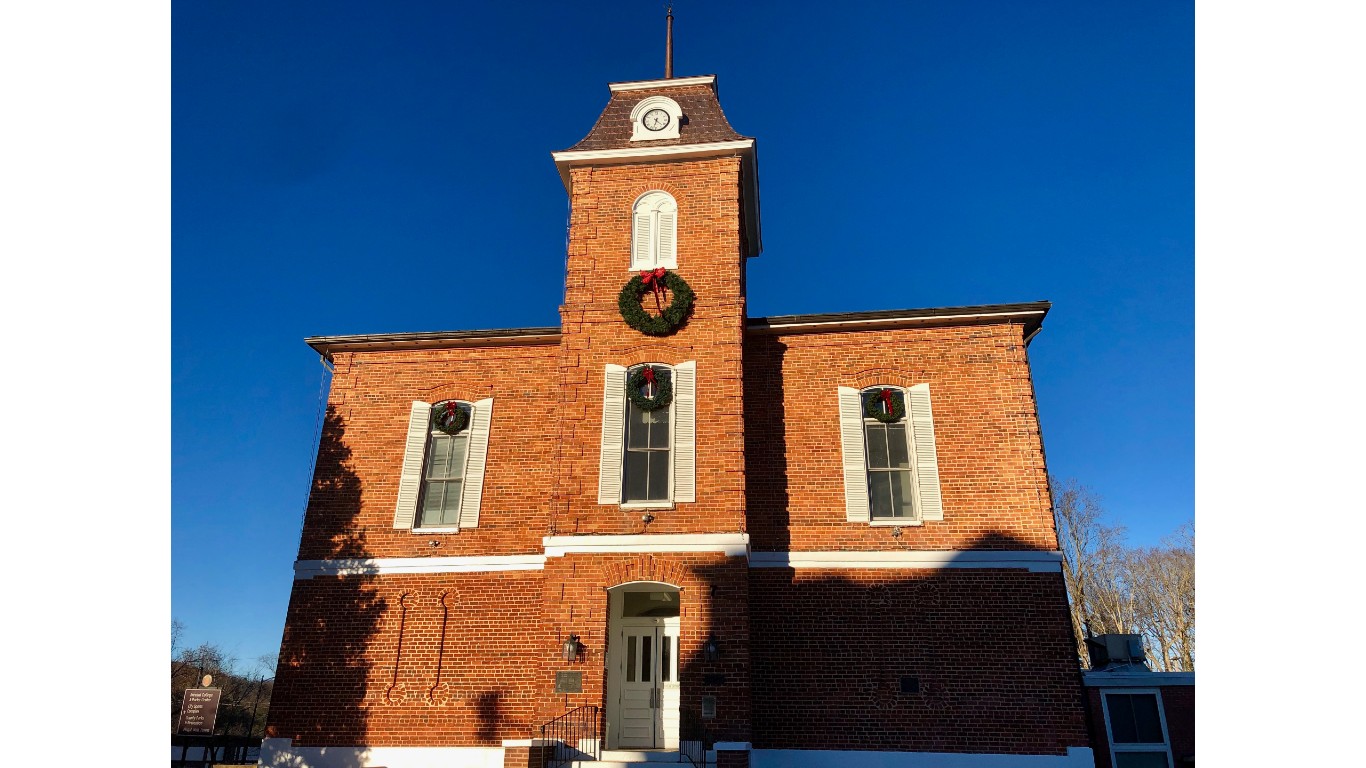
[665,5,674,79]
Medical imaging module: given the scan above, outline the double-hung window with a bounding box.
[392,398,494,531]
[598,362,696,506]
[1100,690,1175,768]
[837,384,944,524]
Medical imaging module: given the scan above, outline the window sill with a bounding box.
[868,519,923,527]
[413,527,461,534]
[621,501,675,510]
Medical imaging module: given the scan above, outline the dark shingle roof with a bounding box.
[564,80,749,152]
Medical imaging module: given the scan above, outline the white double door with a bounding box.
[615,619,680,749]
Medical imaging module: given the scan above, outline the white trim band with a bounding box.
[748,550,1064,573]
[294,554,547,580]
[609,75,716,91]
[552,139,754,165]
[544,533,750,558]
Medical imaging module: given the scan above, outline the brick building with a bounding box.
[261,71,1096,768]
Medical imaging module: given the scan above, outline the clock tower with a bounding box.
[539,74,761,756]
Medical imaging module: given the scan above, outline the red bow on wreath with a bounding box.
[640,267,667,313]
[642,366,657,396]
[880,388,894,415]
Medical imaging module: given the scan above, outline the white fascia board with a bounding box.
[1083,671,1195,687]
[294,554,547,580]
[751,748,1095,768]
[751,309,1047,335]
[552,139,755,187]
[748,550,1064,573]
[609,75,716,92]
[543,533,750,558]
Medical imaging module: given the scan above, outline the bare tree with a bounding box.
[1052,477,1134,660]
[1052,477,1195,671]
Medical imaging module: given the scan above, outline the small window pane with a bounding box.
[889,470,914,517]
[1114,753,1169,768]
[869,473,892,518]
[627,405,651,449]
[641,636,652,683]
[647,452,669,500]
[623,591,680,617]
[886,424,910,468]
[865,424,890,469]
[647,407,670,449]
[420,480,461,527]
[1108,694,1165,744]
[661,636,673,682]
[626,637,637,682]
[624,451,650,500]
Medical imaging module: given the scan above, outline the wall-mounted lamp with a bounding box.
[562,634,583,663]
[703,635,721,663]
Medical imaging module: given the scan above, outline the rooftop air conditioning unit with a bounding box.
[1086,634,1148,670]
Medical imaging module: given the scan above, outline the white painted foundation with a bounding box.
[257,738,505,768]
[750,747,1095,768]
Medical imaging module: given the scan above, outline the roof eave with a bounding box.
[551,139,762,258]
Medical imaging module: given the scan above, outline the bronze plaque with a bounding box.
[177,688,222,735]
[554,671,583,693]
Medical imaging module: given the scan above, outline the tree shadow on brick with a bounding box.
[263,405,383,762]
[671,530,1091,763]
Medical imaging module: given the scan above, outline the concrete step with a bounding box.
[599,749,684,762]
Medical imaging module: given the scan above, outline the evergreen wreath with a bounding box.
[432,402,469,434]
[862,388,907,423]
[626,366,673,411]
[618,268,696,336]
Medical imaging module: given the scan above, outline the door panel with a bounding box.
[617,624,680,749]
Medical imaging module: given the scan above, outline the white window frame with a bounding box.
[414,401,473,531]
[630,191,678,271]
[393,398,494,533]
[1099,688,1175,768]
[621,364,676,508]
[599,362,696,508]
[861,387,922,525]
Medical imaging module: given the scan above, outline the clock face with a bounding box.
[643,108,671,131]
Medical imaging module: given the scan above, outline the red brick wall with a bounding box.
[268,571,544,746]
[297,342,559,561]
[749,568,1089,755]
[744,323,1057,553]
[1086,684,1194,768]
[552,159,749,536]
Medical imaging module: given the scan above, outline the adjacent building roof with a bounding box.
[305,301,1050,359]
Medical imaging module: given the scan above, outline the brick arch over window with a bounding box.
[603,556,689,589]
[848,368,926,389]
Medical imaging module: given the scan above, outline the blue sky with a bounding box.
[171,0,1193,666]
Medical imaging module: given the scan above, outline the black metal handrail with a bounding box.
[540,704,601,768]
[677,707,711,767]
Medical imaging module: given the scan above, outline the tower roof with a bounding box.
[562,75,750,152]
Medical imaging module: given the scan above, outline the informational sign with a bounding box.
[554,671,583,693]
[177,688,222,735]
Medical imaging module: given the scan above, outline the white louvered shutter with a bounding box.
[837,386,870,522]
[672,361,697,502]
[457,397,494,529]
[598,365,628,504]
[657,210,677,268]
[907,383,944,521]
[393,401,431,529]
[632,212,653,269]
